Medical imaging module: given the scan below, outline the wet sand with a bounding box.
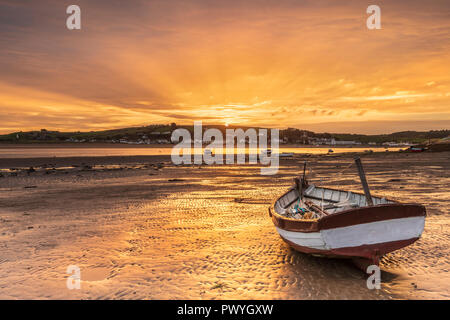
[0,151,448,299]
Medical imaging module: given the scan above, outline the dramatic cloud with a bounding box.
[0,0,449,133]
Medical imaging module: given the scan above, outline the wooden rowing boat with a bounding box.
[268,159,426,269]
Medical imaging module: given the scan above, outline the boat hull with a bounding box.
[270,200,426,268]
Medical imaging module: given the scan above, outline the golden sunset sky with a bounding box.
[0,0,449,134]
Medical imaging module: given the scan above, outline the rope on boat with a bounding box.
[300,161,355,217]
[291,161,356,219]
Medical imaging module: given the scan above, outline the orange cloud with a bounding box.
[0,0,449,133]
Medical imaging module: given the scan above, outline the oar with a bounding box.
[354,157,374,206]
[296,161,307,199]
[302,161,307,182]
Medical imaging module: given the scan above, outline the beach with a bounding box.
[0,149,448,299]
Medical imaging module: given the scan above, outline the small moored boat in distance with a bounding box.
[408,146,427,153]
[268,158,426,269]
[277,152,294,158]
[260,148,272,156]
[260,149,293,158]
[204,149,213,157]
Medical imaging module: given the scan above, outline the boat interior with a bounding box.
[274,184,393,220]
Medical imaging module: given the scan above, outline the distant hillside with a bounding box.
[0,124,448,145]
[280,128,449,144]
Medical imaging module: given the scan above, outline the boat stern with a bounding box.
[318,204,426,264]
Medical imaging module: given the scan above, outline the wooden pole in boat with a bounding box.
[354,157,374,206]
[294,162,307,202]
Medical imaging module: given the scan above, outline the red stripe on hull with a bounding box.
[280,236,420,267]
[319,204,425,230]
[270,203,425,233]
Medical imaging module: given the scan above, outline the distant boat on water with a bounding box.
[204,149,214,157]
[408,146,427,153]
[260,149,294,159]
[278,152,294,158]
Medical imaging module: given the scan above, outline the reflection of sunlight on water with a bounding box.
[82,267,111,282]
[98,169,393,300]
[0,147,404,158]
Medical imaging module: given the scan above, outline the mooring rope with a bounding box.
[337,162,354,176]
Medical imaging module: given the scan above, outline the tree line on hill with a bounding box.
[0,124,448,145]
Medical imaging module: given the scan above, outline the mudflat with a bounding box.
[0,151,448,299]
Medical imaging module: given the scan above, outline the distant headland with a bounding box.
[0,124,449,147]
